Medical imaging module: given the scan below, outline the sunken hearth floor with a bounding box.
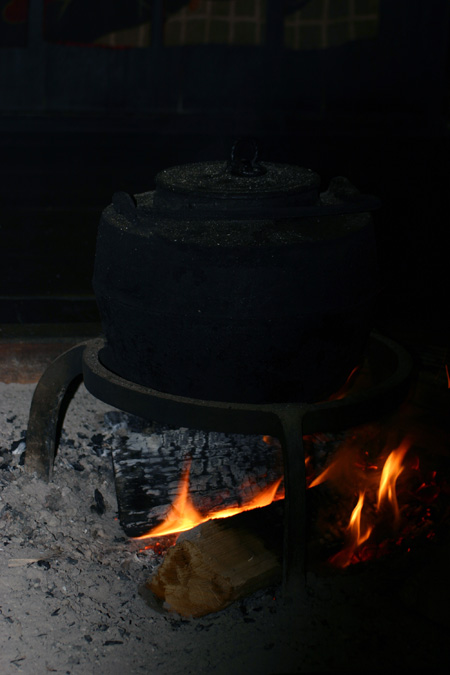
[1,331,450,674]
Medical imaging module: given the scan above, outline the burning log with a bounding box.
[104,412,283,537]
[141,503,283,618]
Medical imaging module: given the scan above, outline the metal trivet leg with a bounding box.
[25,343,86,480]
[277,408,308,597]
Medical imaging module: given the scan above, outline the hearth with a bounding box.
[24,331,413,597]
[4,336,449,670]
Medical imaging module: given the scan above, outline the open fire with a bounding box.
[318,438,411,568]
[307,429,448,569]
[134,427,447,571]
[134,460,284,539]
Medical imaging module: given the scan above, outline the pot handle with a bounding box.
[112,191,138,220]
[227,138,267,177]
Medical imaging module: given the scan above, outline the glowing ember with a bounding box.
[134,461,284,541]
[445,364,450,388]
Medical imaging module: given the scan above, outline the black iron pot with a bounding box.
[93,143,379,404]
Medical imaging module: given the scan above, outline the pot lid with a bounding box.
[153,139,321,214]
[112,139,380,221]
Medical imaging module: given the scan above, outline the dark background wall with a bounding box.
[1,0,449,339]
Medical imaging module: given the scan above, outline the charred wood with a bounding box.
[104,412,283,537]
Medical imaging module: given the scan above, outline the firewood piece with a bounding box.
[7,548,63,567]
[144,504,283,618]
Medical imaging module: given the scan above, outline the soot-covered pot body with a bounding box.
[93,155,379,404]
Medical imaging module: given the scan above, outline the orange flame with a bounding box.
[135,430,415,571]
[445,364,450,389]
[134,461,284,540]
[327,365,360,401]
[308,461,336,488]
[136,461,202,538]
[377,440,410,521]
[329,490,373,568]
[309,436,413,567]
[348,491,373,547]
[308,440,360,489]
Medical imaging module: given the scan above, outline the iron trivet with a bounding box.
[24,333,413,596]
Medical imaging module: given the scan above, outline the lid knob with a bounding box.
[227,138,267,177]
